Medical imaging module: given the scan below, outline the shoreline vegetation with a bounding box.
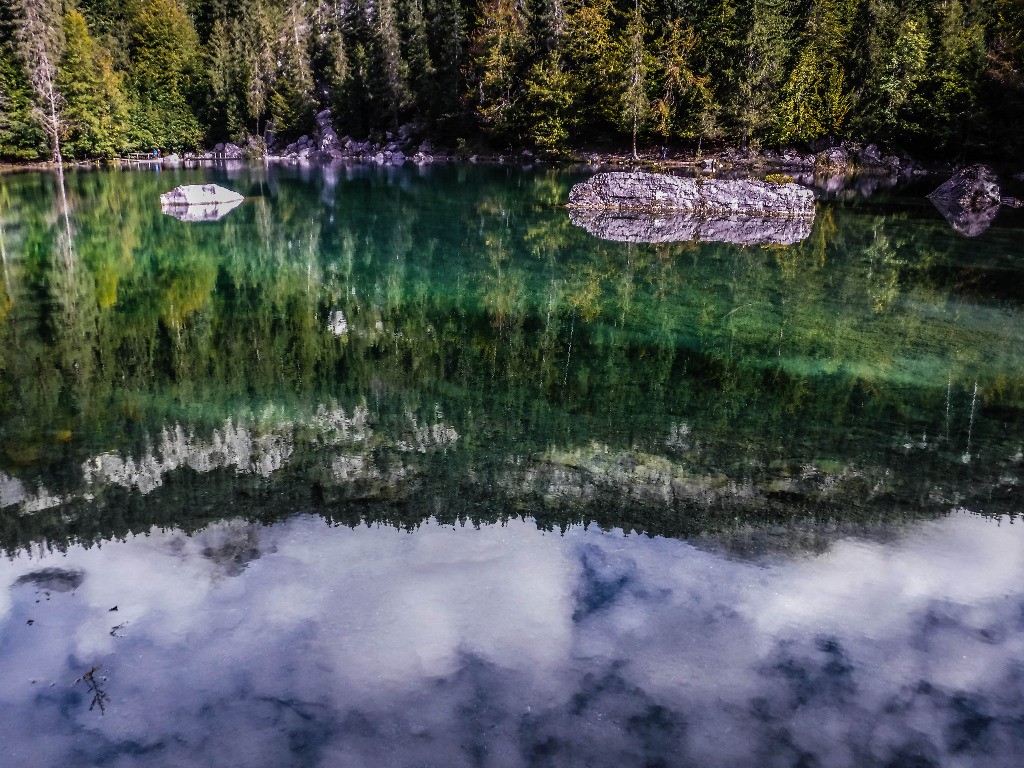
[2,0,1022,173]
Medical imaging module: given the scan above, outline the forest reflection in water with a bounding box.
[0,163,1021,548]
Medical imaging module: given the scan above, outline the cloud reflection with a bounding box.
[2,512,1024,766]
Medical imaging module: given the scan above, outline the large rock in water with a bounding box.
[567,171,816,218]
[927,165,1001,237]
[566,171,815,244]
[160,184,244,222]
[569,209,814,246]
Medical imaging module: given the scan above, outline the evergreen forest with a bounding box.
[0,0,1022,162]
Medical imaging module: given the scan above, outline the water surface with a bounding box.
[0,164,1022,766]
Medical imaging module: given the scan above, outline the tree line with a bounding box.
[0,0,1022,161]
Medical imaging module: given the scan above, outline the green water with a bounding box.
[0,164,1021,550]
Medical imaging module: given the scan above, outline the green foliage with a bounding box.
[123,0,204,150]
[775,0,854,143]
[654,18,717,141]
[734,0,794,144]
[58,9,129,158]
[616,0,654,157]
[471,0,530,140]
[562,0,619,130]
[0,0,1021,160]
[0,47,45,160]
[524,51,575,152]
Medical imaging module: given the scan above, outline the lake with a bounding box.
[1,163,1023,767]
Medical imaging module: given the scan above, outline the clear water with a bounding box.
[1,164,1022,766]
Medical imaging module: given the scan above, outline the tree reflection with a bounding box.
[0,165,1021,551]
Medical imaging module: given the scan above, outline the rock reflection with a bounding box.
[161,198,243,223]
[569,208,814,245]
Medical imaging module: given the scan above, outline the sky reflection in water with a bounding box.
[2,512,1023,767]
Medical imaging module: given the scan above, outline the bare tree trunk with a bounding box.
[15,0,65,166]
[45,61,63,166]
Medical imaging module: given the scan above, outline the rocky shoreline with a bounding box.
[158,109,937,178]
[4,108,1024,192]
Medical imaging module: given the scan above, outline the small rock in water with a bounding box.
[928,164,1003,237]
[160,184,244,223]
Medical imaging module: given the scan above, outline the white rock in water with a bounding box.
[160,184,244,208]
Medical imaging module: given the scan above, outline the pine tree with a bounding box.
[124,0,205,150]
[926,0,985,147]
[472,0,530,139]
[426,0,467,128]
[618,0,652,159]
[370,0,410,128]
[236,0,276,135]
[563,0,617,132]
[776,0,855,142]
[523,50,574,152]
[206,18,245,138]
[271,0,316,139]
[310,0,348,109]
[0,47,47,160]
[397,0,435,120]
[653,18,716,142]
[58,9,130,158]
[734,0,794,145]
[526,0,565,53]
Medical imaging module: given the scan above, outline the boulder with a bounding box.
[222,142,244,159]
[857,144,883,166]
[814,147,851,172]
[569,209,813,246]
[566,171,816,218]
[928,164,1002,237]
[160,185,244,221]
[161,153,182,168]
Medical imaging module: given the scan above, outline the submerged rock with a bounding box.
[927,164,1002,237]
[567,171,816,218]
[569,209,813,245]
[160,184,244,222]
